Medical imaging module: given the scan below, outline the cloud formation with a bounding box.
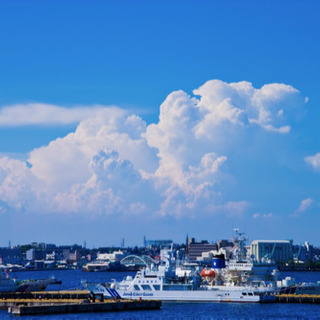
[295,197,313,214]
[0,103,110,126]
[0,80,306,218]
[253,212,274,219]
[305,153,320,170]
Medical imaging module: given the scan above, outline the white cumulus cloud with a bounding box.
[295,197,313,214]
[0,79,306,218]
[193,80,304,135]
[305,153,320,170]
[52,150,157,215]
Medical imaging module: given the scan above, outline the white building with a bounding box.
[249,240,293,263]
[97,250,124,262]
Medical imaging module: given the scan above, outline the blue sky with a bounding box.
[0,1,320,247]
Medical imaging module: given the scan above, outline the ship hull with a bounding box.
[84,283,275,303]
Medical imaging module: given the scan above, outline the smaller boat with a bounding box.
[0,270,61,293]
[279,278,320,295]
[16,276,62,292]
[0,270,19,293]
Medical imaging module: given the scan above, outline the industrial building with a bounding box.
[188,238,217,261]
[249,240,293,263]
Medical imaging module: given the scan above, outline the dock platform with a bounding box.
[276,294,320,304]
[0,290,90,301]
[0,290,161,315]
[8,300,161,315]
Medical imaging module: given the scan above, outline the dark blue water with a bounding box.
[0,270,319,319]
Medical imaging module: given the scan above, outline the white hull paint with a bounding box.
[84,282,275,303]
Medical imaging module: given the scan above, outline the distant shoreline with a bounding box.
[278,266,320,272]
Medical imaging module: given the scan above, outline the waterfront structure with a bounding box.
[46,251,60,260]
[68,250,81,262]
[293,242,314,262]
[217,239,233,250]
[97,250,124,261]
[145,240,173,248]
[249,240,293,263]
[120,254,157,268]
[26,249,44,261]
[188,239,217,261]
[0,248,23,265]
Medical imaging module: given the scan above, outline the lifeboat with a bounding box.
[201,269,216,278]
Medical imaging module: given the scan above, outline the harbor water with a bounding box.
[0,269,320,320]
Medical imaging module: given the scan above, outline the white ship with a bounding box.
[84,271,275,303]
[83,241,276,303]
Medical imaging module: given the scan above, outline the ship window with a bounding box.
[248,293,253,296]
[242,292,247,295]
[141,284,152,290]
[134,285,140,291]
[153,285,160,291]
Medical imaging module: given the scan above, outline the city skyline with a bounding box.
[0,232,316,251]
[1,1,320,247]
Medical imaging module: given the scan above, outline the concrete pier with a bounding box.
[0,298,87,310]
[276,294,320,304]
[8,300,161,315]
[0,290,90,301]
[0,290,161,315]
